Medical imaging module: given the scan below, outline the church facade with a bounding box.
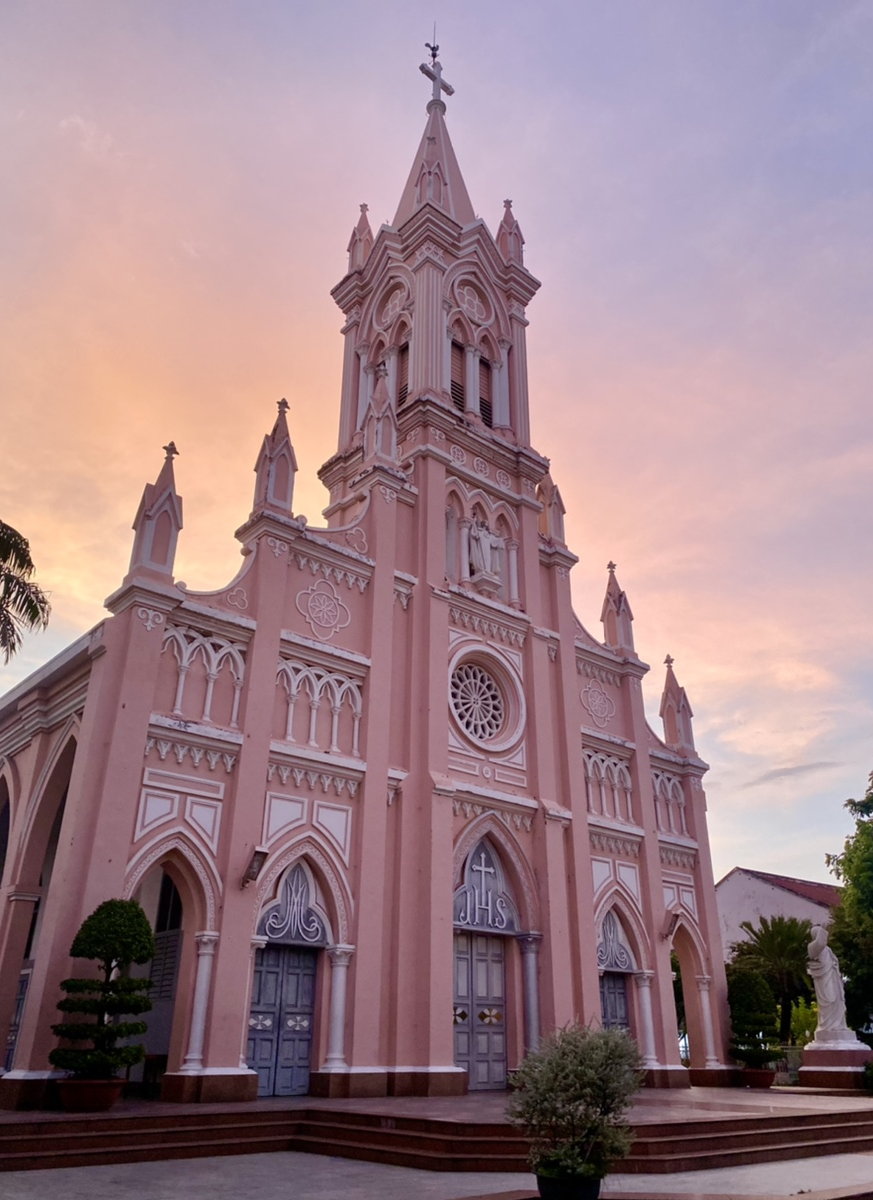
[0,58,730,1107]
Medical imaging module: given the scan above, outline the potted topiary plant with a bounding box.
[726,965,780,1088]
[50,898,155,1111]
[507,1024,644,1200]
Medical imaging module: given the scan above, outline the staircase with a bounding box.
[2,1102,873,1174]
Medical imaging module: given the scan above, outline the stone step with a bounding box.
[1,1103,872,1174]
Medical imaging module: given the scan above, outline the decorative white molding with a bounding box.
[577,660,622,687]
[495,469,511,489]
[226,587,248,610]
[266,759,360,798]
[144,737,237,774]
[659,843,698,870]
[256,838,351,943]
[589,830,642,858]
[263,793,308,845]
[266,537,289,558]
[292,553,369,593]
[473,456,489,477]
[451,796,533,833]
[449,606,525,648]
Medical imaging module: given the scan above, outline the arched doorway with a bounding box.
[130,869,184,1096]
[248,861,330,1096]
[597,910,637,1034]
[452,836,527,1091]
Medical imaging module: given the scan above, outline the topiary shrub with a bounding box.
[507,1024,644,1182]
[49,899,155,1080]
[727,964,780,1069]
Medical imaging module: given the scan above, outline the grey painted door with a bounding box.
[599,971,630,1030]
[453,931,507,1089]
[248,945,317,1096]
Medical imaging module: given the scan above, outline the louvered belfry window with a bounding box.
[451,341,465,411]
[398,343,409,406]
[479,359,493,428]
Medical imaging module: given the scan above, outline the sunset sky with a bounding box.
[2,1,872,886]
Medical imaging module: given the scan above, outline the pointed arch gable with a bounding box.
[123,832,220,931]
[671,913,708,972]
[594,888,651,971]
[19,715,80,864]
[255,835,352,944]
[453,812,538,932]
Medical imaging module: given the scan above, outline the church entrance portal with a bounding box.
[248,945,317,1096]
[453,931,507,1089]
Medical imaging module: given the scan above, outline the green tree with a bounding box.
[730,915,812,1043]
[726,964,780,1068]
[826,780,873,1042]
[49,899,155,1080]
[0,520,51,663]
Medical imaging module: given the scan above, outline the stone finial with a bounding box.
[127,444,184,579]
[252,399,298,517]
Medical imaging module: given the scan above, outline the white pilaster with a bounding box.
[507,540,521,609]
[465,347,480,417]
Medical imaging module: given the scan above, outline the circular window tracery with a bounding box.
[451,662,505,741]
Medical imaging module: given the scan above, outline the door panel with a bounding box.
[248,945,317,1096]
[453,931,507,1090]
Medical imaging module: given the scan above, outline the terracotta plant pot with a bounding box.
[536,1175,601,1200]
[57,1078,126,1112]
[741,1067,776,1089]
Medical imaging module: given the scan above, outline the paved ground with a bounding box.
[2,1149,873,1200]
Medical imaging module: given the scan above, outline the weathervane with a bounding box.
[420,28,454,104]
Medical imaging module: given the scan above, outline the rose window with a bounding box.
[451,663,505,741]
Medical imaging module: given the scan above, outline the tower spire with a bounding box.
[393,49,474,228]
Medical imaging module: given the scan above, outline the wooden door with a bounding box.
[453,931,507,1089]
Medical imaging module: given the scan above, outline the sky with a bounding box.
[1,0,872,886]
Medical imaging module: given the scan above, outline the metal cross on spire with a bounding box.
[420,39,454,104]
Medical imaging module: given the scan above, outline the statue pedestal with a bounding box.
[799,1031,871,1089]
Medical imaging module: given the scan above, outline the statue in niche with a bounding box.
[808,923,849,1035]
[470,518,503,578]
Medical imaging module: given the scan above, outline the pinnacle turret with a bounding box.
[600,562,635,654]
[252,399,298,518]
[660,655,696,753]
[127,442,183,579]
[497,200,525,266]
[347,203,374,272]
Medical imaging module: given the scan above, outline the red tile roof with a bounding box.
[739,868,842,909]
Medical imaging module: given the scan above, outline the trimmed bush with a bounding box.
[49,899,155,1080]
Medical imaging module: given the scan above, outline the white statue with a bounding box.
[807,923,848,1034]
[469,518,502,577]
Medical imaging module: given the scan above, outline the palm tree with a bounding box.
[731,915,812,1043]
[0,520,51,663]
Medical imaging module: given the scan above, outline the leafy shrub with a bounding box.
[507,1024,644,1180]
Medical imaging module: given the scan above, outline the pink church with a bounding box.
[0,57,730,1108]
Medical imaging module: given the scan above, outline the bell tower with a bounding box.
[322,50,543,518]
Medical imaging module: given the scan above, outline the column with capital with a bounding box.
[517,933,543,1052]
[506,540,521,609]
[459,518,472,585]
[180,932,219,1073]
[633,971,659,1067]
[323,945,355,1070]
[464,347,480,418]
[695,975,720,1067]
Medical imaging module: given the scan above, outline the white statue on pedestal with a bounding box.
[807,924,848,1034]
